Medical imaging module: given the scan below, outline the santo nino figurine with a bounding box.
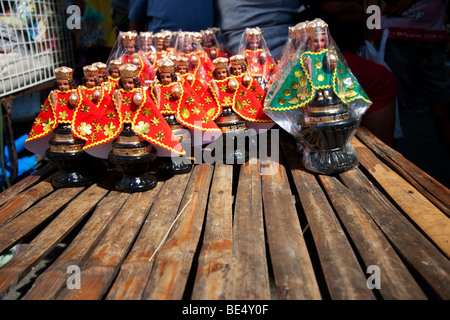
[25,66,95,187]
[149,57,221,175]
[73,63,185,192]
[264,19,371,175]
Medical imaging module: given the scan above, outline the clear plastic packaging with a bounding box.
[264,19,372,175]
[237,27,279,91]
[173,31,215,83]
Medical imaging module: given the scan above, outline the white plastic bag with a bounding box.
[359,28,391,71]
[358,29,403,139]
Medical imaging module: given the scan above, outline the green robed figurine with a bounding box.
[264,18,371,175]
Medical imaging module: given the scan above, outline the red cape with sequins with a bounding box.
[72,88,185,155]
[208,77,272,123]
[149,81,221,133]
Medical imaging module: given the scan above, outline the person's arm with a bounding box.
[382,0,418,16]
[316,1,365,24]
[128,0,147,32]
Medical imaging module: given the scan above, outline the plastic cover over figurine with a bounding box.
[264,19,372,175]
[238,27,279,91]
[174,31,215,84]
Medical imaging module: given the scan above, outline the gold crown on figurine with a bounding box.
[93,62,107,73]
[55,66,73,80]
[154,32,165,42]
[121,31,138,46]
[162,30,172,38]
[109,59,123,70]
[307,19,328,36]
[119,63,138,78]
[157,58,175,73]
[176,57,189,67]
[202,29,213,37]
[245,27,262,40]
[193,32,202,41]
[213,57,229,70]
[230,55,246,67]
[83,65,99,77]
[139,31,153,42]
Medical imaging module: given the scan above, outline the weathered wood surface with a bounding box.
[261,158,321,300]
[106,173,192,300]
[229,159,271,300]
[0,129,449,300]
[191,164,233,300]
[280,139,376,300]
[141,164,213,300]
[356,127,450,216]
[352,138,450,258]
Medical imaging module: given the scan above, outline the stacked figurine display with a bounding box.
[24,21,371,194]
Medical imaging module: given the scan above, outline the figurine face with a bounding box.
[230,65,243,76]
[215,68,228,80]
[203,35,213,48]
[121,77,135,91]
[141,42,152,52]
[164,37,171,49]
[124,43,136,54]
[311,34,327,51]
[183,42,193,53]
[160,72,173,85]
[110,69,120,78]
[156,40,164,52]
[84,76,96,88]
[177,65,188,74]
[56,79,70,91]
[248,39,260,51]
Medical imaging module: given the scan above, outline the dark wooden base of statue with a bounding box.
[46,124,93,188]
[108,125,157,193]
[157,116,193,176]
[299,118,359,175]
[215,108,249,164]
[157,158,193,176]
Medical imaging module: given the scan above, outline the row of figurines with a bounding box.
[112,26,279,92]
[24,56,276,192]
[25,19,369,191]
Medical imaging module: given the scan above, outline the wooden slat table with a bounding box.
[0,127,449,301]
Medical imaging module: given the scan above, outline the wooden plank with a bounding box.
[229,159,271,300]
[22,191,130,300]
[353,138,450,258]
[319,174,427,300]
[356,127,450,216]
[55,184,162,300]
[141,164,213,300]
[0,179,54,227]
[0,183,109,298]
[261,158,322,300]
[0,162,54,207]
[191,164,233,300]
[340,168,450,299]
[106,173,192,300]
[0,186,85,255]
[280,137,375,300]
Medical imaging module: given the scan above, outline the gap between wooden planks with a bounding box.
[352,137,450,258]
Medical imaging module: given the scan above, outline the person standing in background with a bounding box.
[375,0,450,157]
[216,0,300,61]
[111,0,130,35]
[128,0,216,33]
